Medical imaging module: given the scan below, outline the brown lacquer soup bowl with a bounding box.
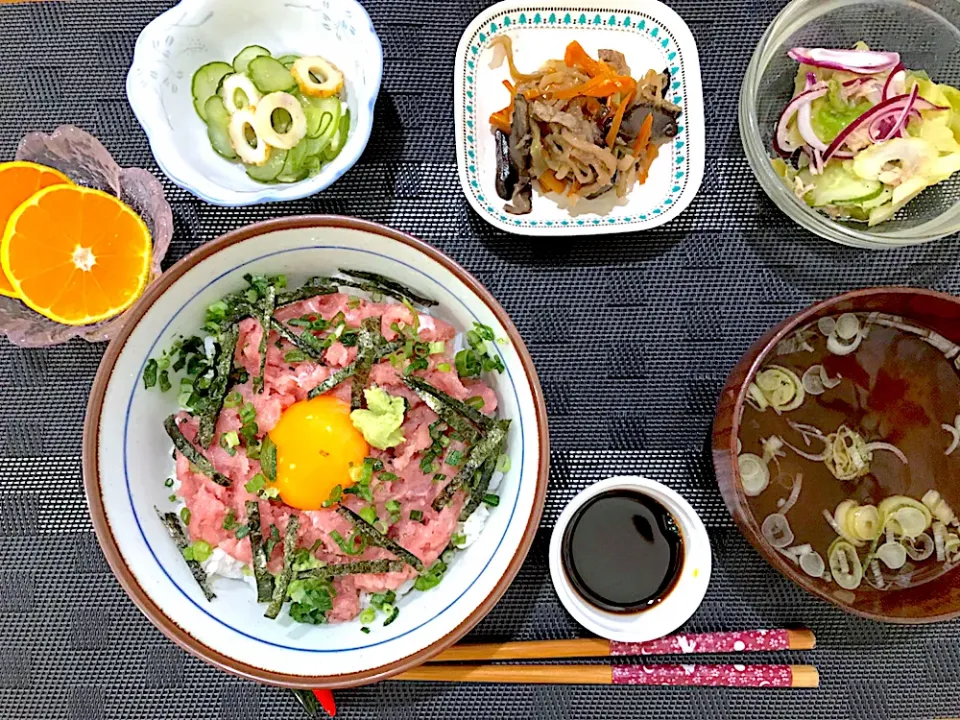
[83,217,549,687]
[714,288,960,623]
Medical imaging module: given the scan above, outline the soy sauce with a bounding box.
[561,490,684,613]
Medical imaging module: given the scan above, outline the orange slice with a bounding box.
[0,161,73,298]
[0,185,152,325]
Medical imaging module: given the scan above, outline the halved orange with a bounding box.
[0,161,73,298]
[0,185,152,326]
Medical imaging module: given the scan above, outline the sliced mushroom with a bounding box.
[494,129,518,201]
[613,96,682,146]
[505,94,532,215]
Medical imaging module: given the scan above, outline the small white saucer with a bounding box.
[549,476,711,642]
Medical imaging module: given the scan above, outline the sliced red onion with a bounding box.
[914,96,949,112]
[886,83,919,139]
[798,97,828,152]
[788,47,900,74]
[774,83,828,156]
[882,63,905,100]
[823,91,915,161]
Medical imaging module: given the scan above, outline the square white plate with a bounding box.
[454,0,704,235]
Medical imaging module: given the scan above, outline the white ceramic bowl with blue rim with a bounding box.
[82,217,549,687]
[126,0,382,206]
[454,0,704,235]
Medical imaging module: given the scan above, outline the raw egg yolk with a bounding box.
[267,396,369,511]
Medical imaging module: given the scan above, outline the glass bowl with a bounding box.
[740,0,960,248]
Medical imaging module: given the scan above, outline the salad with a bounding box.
[191,46,350,184]
[772,44,960,226]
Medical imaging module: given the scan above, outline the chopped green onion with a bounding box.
[190,540,213,563]
[383,605,400,626]
[284,349,308,364]
[465,396,485,411]
[385,500,401,513]
[321,484,343,508]
[261,487,280,500]
[143,359,158,389]
[433,473,447,484]
[245,473,266,494]
[482,494,500,507]
[359,506,378,525]
[164,477,174,488]
[437,362,451,373]
[452,533,466,547]
[239,403,257,424]
[221,431,240,449]
[180,507,191,525]
[409,509,423,522]
[420,455,436,473]
[361,626,371,634]
[222,509,238,530]
[159,371,171,393]
[414,559,446,591]
[359,607,376,625]
[234,524,251,540]
[168,494,177,502]
[445,449,464,467]
[428,341,445,355]
[495,454,511,473]
[379,472,398,483]
[441,549,456,565]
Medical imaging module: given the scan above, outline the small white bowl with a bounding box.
[126,0,382,206]
[454,0,704,236]
[549,476,711,642]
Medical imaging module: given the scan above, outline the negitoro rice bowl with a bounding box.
[84,218,548,686]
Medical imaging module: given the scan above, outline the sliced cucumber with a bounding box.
[808,161,882,206]
[277,54,299,69]
[303,135,328,158]
[281,139,308,180]
[322,109,351,162]
[303,155,323,177]
[192,61,234,120]
[301,96,341,139]
[246,148,287,182]
[203,96,237,160]
[232,45,271,74]
[276,172,306,183]
[248,56,297,93]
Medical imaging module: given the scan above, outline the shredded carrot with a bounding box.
[606,91,635,148]
[538,170,568,194]
[584,97,602,115]
[489,80,518,133]
[631,113,654,156]
[563,41,611,77]
[637,143,660,185]
[523,88,542,100]
[552,74,636,100]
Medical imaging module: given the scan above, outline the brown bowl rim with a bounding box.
[712,286,960,624]
[81,215,551,687]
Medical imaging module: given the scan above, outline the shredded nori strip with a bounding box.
[290,690,323,718]
[196,324,238,448]
[254,285,276,394]
[270,318,327,360]
[275,277,339,307]
[351,318,380,410]
[295,559,406,581]
[432,421,510,512]
[459,430,507,521]
[156,509,215,600]
[164,415,231,487]
[402,378,481,441]
[336,507,425,572]
[246,500,274,602]
[338,269,437,307]
[306,340,403,399]
[405,376,496,432]
[265,514,300,619]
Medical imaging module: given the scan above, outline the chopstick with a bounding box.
[393,663,820,688]
[431,629,816,662]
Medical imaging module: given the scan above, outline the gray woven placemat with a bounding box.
[1,0,959,718]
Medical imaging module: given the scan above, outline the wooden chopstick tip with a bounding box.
[791,665,820,688]
[786,628,817,651]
